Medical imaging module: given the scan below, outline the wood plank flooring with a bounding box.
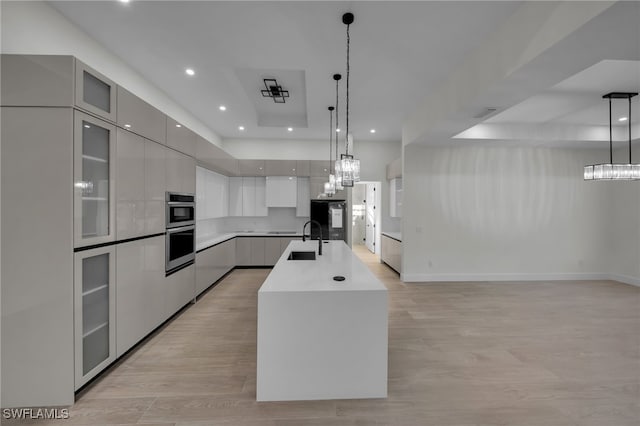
[6,245,639,425]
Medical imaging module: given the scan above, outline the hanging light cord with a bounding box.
[345,21,350,156]
[329,107,333,173]
[629,96,632,163]
[609,97,613,164]
[334,75,340,164]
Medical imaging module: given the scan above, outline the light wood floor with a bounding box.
[9,246,640,425]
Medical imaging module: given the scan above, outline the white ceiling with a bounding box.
[455,60,640,147]
[49,1,522,142]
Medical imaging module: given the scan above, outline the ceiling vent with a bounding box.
[473,107,498,119]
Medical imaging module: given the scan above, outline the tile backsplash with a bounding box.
[196,208,309,239]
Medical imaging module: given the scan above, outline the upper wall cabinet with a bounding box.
[266,176,297,207]
[1,54,75,107]
[239,160,266,176]
[309,160,331,177]
[265,160,297,176]
[117,86,167,144]
[386,157,402,180]
[167,117,197,157]
[74,110,116,248]
[75,60,117,122]
[166,147,196,194]
[295,160,310,177]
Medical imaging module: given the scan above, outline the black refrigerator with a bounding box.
[310,199,347,242]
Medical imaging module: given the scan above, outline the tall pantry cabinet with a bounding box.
[1,54,197,408]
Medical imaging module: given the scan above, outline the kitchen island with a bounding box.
[257,240,388,401]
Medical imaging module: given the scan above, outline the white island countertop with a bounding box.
[259,240,388,293]
[257,239,388,401]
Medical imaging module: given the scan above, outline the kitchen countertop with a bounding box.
[196,231,302,252]
[259,240,388,293]
[381,231,402,242]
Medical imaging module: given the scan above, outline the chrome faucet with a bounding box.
[302,220,323,255]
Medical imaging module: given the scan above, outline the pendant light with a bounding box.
[336,12,360,187]
[323,106,336,196]
[333,73,344,191]
[584,92,639,181]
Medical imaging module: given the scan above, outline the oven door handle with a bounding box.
[167,202,195,206]
[166,225,195,233]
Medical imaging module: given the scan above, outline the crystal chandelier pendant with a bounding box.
[334,159,344,190]
[324,174,336,196]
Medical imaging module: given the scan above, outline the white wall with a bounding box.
[402,144,616,282]
[0,0,221,147]
[608,146,640,285]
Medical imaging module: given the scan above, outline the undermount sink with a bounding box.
[287,251,316,261]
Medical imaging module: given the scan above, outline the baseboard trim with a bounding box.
[400,272,624,283]
[608,273,640,287]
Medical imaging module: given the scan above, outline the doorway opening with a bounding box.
[352,182,381,256]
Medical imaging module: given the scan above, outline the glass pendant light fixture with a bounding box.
[337,12,361,188]
[324,106,336,196]
[333,73,344,191]
[584,92,639,181]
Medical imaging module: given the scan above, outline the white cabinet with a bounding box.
[196,166,229,220]
[167,116,197,156]
[196,238,236,296]
[229,177,267,217]
[236,237,300,266]
[144,140,166,234]
[296,177,310,217]
[117,86,166,144]
[74,246,116,390]
[116,129,145,239]
[164,265,195,318]
[255,177,268,216]
[242,177,256,215]
[381,235,401,273]
[390,178,403,218]
[266,176,298,207]
[74,110,116,248]
[264,238,282,265]
[196,238,236,295]
[166,147,195,194]
[229,177,243,217]
[236,237,252,266]
[117,131,167,238]
[116,236,165,357]
[75,60,117,122]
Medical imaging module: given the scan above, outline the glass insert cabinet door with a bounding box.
[74,246,116,390]
[74,111,116,247]
[74,60,117,122]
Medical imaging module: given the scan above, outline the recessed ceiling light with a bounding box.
[175,124,182,128]
[619,116,628,122]
[185,68,195,76]
[219,105,226,111]
[370,129,376,133]
[124,124,132,128]
[238,126,245,131]
[119,0,130,3]
[83,124,90,128]
[287,127,293,132]
[259,167,263,170]
[336,128,341,132]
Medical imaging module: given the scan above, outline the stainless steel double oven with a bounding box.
[165,192,195,273]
